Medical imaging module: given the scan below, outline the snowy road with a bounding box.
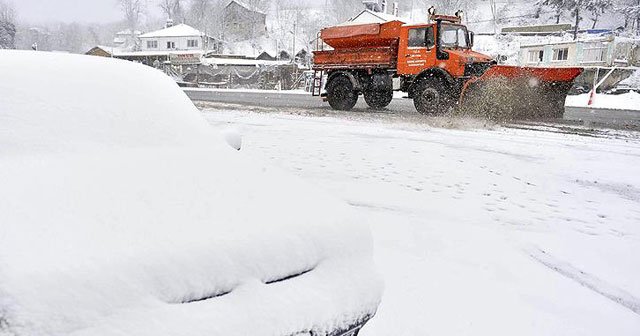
[202,107,640,335]
[185,88,417,113]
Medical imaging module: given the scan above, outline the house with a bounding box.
[84,23,223,69]
[519,36,640,91]
[85,46,113,57]
[223,0,267,40]
[138,22,222,54]
[256,51,276,61]
[519,36,640,67]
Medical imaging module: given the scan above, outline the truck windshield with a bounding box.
[440,25,469,49]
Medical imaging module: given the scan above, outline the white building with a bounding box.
[518,35,640,91]
[519,36,640,68]
[138,23,222,54]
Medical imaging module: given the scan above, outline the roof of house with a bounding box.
[226,0,266,15]
[139,24,205,38]
[116,29,142,36]
[339,9,405,26]
[85,45,115,55]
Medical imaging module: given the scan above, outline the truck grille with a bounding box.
[464,62,493,77]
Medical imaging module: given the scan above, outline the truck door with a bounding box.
[398,26,436,75]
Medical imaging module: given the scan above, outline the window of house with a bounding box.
[527,49,544,63]
[408,27,435,48]
[187,39,199,48]
[582,43,607,63]
[146,40,158,49]
[552,48,569,61]
[166,41,175,49]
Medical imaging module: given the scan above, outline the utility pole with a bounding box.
[292,20,296,63]
[292,18,297,89]
[489,0,498,35]
[573,0,581,40]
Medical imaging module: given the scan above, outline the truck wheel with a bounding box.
[327,75,358,111]
[364,90,393,109]
[413,77,453,115]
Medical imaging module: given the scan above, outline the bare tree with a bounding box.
[617,0,640,32]
[0,0,16,49]
[328,0,362,23]
[189,0,212,30]
[585,0,613,28]
[433,0,466,14]
[159,0,185,22]
[0,0,15,22]
[118,0,145,48]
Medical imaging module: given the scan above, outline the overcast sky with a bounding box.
[13,0,323,24]
[14,0,159,24]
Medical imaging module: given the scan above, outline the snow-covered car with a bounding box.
[0,51,382,336]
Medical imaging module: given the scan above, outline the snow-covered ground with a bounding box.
[203,108,640,335]
[567,92,640,110]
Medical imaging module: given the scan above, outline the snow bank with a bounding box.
[202,109,640,336]
[565,92,640,110]
[0,51,382,336]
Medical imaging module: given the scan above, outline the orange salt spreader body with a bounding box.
[312,14,583,119]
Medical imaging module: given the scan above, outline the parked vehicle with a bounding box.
[312,10,583,119]
[0,50,382,336]
[604,83,640,95]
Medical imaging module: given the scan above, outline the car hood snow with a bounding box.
[0,51,382,336]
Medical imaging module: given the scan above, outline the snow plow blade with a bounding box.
[459,65,583,120]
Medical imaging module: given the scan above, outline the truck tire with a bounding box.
[412,77,453,115]
[364,90,393,109]
[327,75,358,111]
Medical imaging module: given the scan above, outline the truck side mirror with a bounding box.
[469,31,475,47]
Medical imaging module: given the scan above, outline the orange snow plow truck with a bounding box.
[312,12,583,119]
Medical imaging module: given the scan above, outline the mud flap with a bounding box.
[458,66,582,121]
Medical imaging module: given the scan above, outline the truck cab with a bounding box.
[398,18,493,78]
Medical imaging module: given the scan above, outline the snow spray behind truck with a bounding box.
[311,9,583,120]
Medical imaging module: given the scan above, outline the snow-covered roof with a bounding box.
[86,45,123,56]
[116,29,141,36]
[93,45,114,52]
[339,9,405,26]
[139,24,204,38]
[226,0,266,15]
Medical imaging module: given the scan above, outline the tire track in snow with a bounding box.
[527,247,640,316]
